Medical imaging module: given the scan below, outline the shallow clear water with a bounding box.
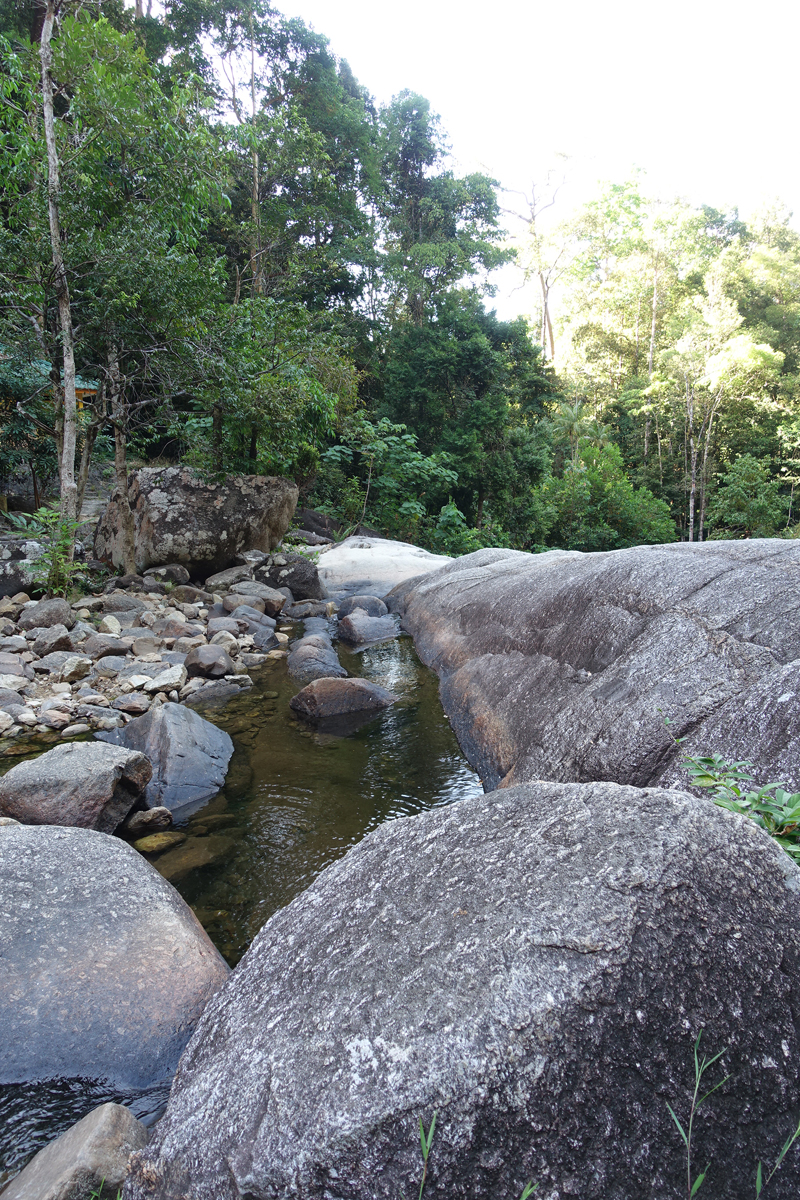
[1,629,481,1178]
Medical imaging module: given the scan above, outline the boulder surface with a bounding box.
[94,467,298,576]
[255,551,326,600]
[3,1102,147,1200]
[286,632,347,682]
[123,780,800,1200]
[0,824,228,1090]
[0,741,151,831]
[289,676,396,721]
[317,535,451,599]
[96,702,233,816]
[390,540,800,791]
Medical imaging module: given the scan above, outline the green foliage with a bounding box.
[683,753,800,865]
[706,454,788,538]
[7,505,86,596]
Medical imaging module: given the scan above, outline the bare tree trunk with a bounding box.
[686,380,697,542]
[539,272,555,361]
[698,392,722,543]
[40,0,78,535]
[108,347,137,573]
[76,385,106,516]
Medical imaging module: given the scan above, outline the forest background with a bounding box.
[2,0,800,557]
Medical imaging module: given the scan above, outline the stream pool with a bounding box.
[1,629,482,1181]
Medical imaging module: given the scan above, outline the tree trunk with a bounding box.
[686,381,697,542]
[40,0,78,536]
[698,392,722,543]
[76,386,105,517]
[108,347,137,574]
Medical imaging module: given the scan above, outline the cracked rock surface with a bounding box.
[388,540,800,790]
[123,780,800,1200]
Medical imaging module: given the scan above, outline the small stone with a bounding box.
[127,674,153,689]
[133,830,187,853]
[132,636,161,657]
[113,692,151,715]
[209,630,239,654]
[224,593,265,614]
[143,665,188,694]
[61,722,91,736]
[0,711,14,733]
[17,597,75,631]
[0,816,21,825]
[58,655,92,683]
[51,682,71,695]
[123,806,172,834]
[98,614,122,635]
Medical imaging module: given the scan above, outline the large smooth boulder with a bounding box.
[123,780,800,1200]
[338,593,388,618]
[3,1102,147,1200]
[317,535,451,599]
[96,702,233,817]
[338,610,398,646]
[390,540,800,791]
[185,644,234,679]
[94,467,298,576]
[0,742,151,831]
[255,551,326,601]
[0,535,45,598]
[289,676,396,722]
[0,824,229,1090]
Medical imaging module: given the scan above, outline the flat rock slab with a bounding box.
[317,535,452,599]
[0,742,151,831]
[97,702,233,817]
[0,825,229,1090]
[389,540,800,791]
[123,780,800,1200]
[3,1102,147,1200]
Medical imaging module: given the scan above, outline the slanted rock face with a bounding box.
[96,702,233,817]
[0,742,151,831]
[389,540,800,791]
[94,467,298,576]
[122,780,800,1200]
[0,824,229,1091]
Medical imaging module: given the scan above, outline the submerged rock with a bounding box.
[2,1102,147,1200]
[0,825,228,1091]
[390,540,800,792]
[123,780,800,1200]
[97,702,233,817]
[337,610,398,646]
[0,742,151,831]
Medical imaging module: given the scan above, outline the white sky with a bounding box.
[276,0,800,320]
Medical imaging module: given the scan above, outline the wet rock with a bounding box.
[185,645,234,679]
[0,824,229,1090]
[97,702,233,817]
[392,541,800,792]
[2,1101,148,1200]
[338,593,389,618]
[0,741,151,831]
[283,600,329,619]
[17,596,75,631]
[286,632,347,682]
[122,780,800,1200]
[255,551,326,601]
[338,610,398,646]
[133,830,187,853]
[151,833,236,883]
[94,467,298,576]
[32,623,74,657]
[318,535,451,599]
[113,692,152,715]
[290,677,396,721]
[122,806,172,835]
[183,681,246,709]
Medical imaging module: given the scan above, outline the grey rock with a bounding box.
[184,645,234,679]
[122,780,800,1200]
[94,467,298,576]
[59,656,92,683]
[33,651,80,676]
[317,535,451,599]
[170,585,213,605]
[206,617,246,637]
[142,666,188,695]
[183,680,247,709]
[255,551,326,601]
[17,596,75,631]
[112,692,152,715]
[204,565,253,592]
[391,540,800,791]
[0,824,228,1090]
[92,655,131,678]
[289,676,396,722]
[283,600,329,619]
[231,580,286,616]
[0,535,45,599]
[96,702,233,817]
[142,563,191,585]
[338,610,398,646]
[0,687,25,712]
[32,623,73,657]
[0,741,151,831]
[122,806,172,835]
[2,1102,147,1200]
[102,593,149,614]
[83,634,131,661]
[338,593,389,618]
[0,650,30,677]
[223,592,264,614]
[286,632,347,682]
[227,604,276,631]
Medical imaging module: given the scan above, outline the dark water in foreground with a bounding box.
[1,632,482,1180]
